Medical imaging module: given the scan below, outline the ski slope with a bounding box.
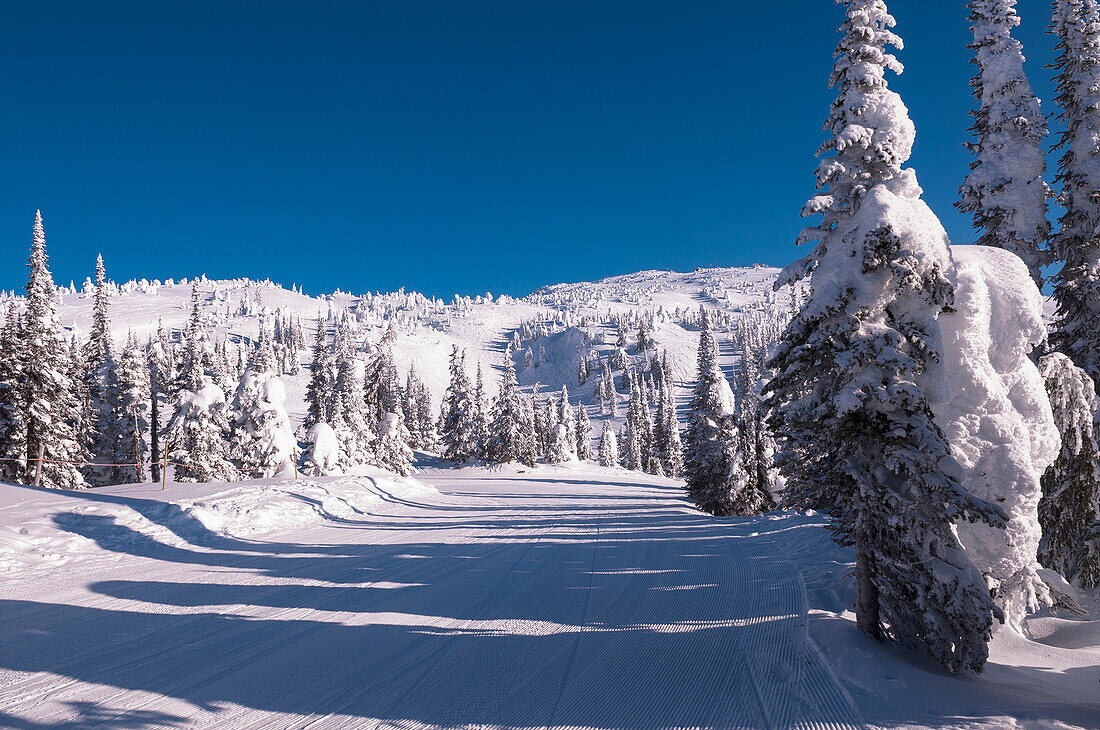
[1,466,1096,729]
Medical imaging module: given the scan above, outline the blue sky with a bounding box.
[0,1,1060,299]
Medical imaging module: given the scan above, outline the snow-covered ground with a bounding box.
[1,464,1096,729]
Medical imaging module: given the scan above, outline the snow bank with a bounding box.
[174,470,436,537]
[0,471,439,579]
[935,245,1059,630]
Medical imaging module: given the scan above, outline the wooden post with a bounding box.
[33,442,44,488]
[162,453,168,490]
[292,447,298,480]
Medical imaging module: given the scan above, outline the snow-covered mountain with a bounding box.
[40,265,788,424]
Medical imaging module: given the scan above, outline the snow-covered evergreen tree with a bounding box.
[441,346,478,463]
[20,212,85,489]
[403,365,435,450]
[598,420,619,467]
[472,363,490,458]
[765,1,1005,674]
[234,372,296,478]
[113,333,150,484]
[0,304,26,483]
[1049,0,1100,382]
[956,0,1050,285]
[486,355,527,463]
[683,315,744,515]
[375,411,414,476]
[303,318,332,432]
[167,384,237,482]
[575,404,592,461]
[1038,352,1100,588]
[329,324,374,469]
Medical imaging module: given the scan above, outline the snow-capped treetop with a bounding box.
[957,0,1050,286]
[786,0,915,288]
[1049,0,1100,381]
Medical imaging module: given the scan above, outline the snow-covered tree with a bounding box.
[1049,0,1100,382]
[598,420,619,467]
[233,372,296,478]
[303,318,332,432]
[683,315,744,515]
[0,304,25,483]
[176,282,213,394]
[766,1,1005,674]
[486,355,528,463]
[575,404,592,461]
[441,346,478,463]
[303,422,340,476]
[81,253,122,482]
[472,363,490,458]
[20,211,85,489]
[167,384,237,482]
[330,325,374,469]
[1038,352,1100,588]
[403,365,435,450]
[734,333,779,511]
[375,411,415,476]
[956,0,1050,285]
[113,333,150,484]
[547,421,575,463]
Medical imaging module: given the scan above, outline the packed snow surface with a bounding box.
[1,465,1096,729]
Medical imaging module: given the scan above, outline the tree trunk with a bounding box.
[856,518,882,640]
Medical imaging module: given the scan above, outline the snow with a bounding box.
[0,465,1095,728]
[305,422,340,475]
[936,245,1059,630]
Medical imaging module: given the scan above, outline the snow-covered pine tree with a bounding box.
[472,363,490,458]
[575,404,592,461]
[81,255,122,485]
[956,0,1050,286]
[1049,0,1100,382]
[404,365,435,450]
[683,314,743,514]
[113,333,150,484]
[486,354,526,463]
[66,336,95,477]
[620,374,645,471]
[1038,352,1100,588]
[598,420,619,467]
[20,212,85,489]
[375,411,414,476]
[733,332,778,513]
[329,323,374,469]
[547,420,575,463]
[303,318,332,433]
[766,1,1005,674]
[167,384,237,482]
[557,385,576,450]
[440,346,478,463]
[176,282,213,394]
[0,303,25,482]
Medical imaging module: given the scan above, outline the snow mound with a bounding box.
[173,471,437,537]
[935,245,1059,630]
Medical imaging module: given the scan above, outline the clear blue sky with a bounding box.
[0,1,1060,299]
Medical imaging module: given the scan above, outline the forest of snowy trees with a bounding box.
[1,0,1099,681]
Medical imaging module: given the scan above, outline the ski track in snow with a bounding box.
[0,470,863,729]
